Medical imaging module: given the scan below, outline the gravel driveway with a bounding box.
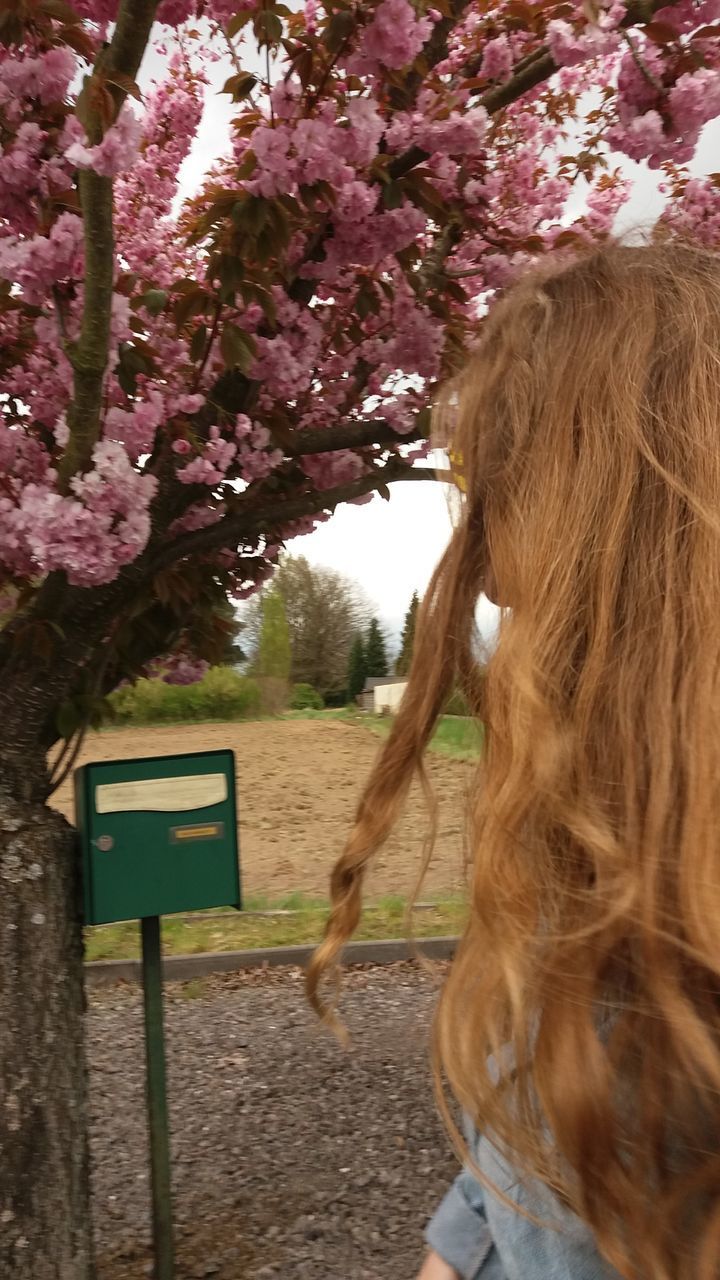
[89,962,459,1279]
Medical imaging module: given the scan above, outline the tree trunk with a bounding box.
[0,791,93,1280]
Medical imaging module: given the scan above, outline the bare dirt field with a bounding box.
[52,718,472,901]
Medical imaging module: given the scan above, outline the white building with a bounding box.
[357,676,408,714]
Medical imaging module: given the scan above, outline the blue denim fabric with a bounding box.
[425,1125,623,1280]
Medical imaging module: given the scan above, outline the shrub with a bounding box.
[444,688,470,717]
[290,683,324,711]
[109,667,261,725]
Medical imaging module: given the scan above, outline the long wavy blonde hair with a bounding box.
[307,242,720,1279]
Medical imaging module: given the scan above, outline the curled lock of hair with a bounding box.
[307,241,720,1279]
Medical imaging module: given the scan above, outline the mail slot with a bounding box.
[75,749,241,924]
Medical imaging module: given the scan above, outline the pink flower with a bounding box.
[669,69,720,144]
[301,450,365,490]
[66,103,141,178]
[0,211,83,305]
[0,442,157,586]
[607,110,667,164]
[104,388,164,461]
[547,14,621,67]
[176,431,237,486]
[345,98,384,165]
[352,0,432,72]
[0,47,76,105]
[479,35,513,82]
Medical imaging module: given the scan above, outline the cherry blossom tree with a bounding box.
[1,0,719,1268]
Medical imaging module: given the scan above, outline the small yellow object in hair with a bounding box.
[448,448,466,492]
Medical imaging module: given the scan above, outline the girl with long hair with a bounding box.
[307,242,720,1280]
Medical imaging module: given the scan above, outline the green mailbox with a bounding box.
[76,748,241,925]
[76,746,242,1280]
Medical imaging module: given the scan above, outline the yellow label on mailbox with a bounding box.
[96,773,228,815]
[170,822,224,843]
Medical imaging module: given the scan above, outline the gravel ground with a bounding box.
[89,962,459,1279]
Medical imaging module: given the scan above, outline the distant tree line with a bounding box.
[246,557,421,708]
[243,555,373,705]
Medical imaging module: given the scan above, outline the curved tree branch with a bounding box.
[149,464,438,573]
[287,416,425,456]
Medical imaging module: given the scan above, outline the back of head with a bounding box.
[309,242,720,1280]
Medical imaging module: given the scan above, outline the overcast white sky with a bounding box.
[146,39,719,639]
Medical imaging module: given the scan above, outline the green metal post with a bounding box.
[141,915,175,1280]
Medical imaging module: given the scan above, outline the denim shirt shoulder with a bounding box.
[426,1123,623,1280]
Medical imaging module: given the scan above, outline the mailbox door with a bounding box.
[77,749,241,924]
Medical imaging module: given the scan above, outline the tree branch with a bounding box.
[286,416,424,456]
[388,0,662,181]
[58,0,160,488]
[149,464,437,572]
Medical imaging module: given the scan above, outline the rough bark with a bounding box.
[0,787,92,1280]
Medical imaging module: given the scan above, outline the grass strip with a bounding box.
[85,893,468,963]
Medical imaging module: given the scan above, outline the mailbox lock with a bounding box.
[93,834,115,852]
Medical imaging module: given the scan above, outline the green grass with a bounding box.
[347,712,482,760]
[282,707,349,721]
[84,892,468,963]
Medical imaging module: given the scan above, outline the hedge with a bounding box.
[109,667,262,725]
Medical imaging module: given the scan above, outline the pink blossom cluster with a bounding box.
[248,97,384,200]
[236,440,284,484]
[66,103,142,179]
[350,0,432,73]
[547,2,625,68]
[174,425,238,485]
[0,442,157,587]
[301,450,365,491]
[115,57,205,233]
[0,46,76,109]
[608,60,720,166]
[386,94,489,156]
[319,190,426,276]
[0,211,83,306]
[104,388,165,461]
[155,654,210,685]
[660,176,720,246]
[478,34,513,82]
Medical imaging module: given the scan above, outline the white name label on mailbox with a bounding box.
[95,773,228,814]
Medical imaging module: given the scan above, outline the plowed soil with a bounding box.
[52,718,472,901]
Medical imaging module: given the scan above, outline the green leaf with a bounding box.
[189,324,207,363]
[644,20,679,42]
[241,196,271,236]
[255,9,283,43]
[325,8,355,55]
[214,253,245,289]
[226,8,254,37]
[56,700,80,740]
[104,69,143,100]
[141,288,168,316]
[221,71,258,101]
[236,151,257,180]
[356,283,379,321]
[293,48,314,88]
[220,323,256,373]
[174,288,207,328]
[415,406,431,437]
[381,181,404,211]
[39,0,82,22]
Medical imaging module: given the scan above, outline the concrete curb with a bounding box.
[85,935,459,987]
